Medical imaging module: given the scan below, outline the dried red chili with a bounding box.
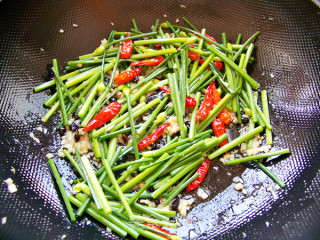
[185,96,196,108]
[83,102,121,132]
[188,51,200,61]
[154,43,162,50]
[196,82,215,121]
[130,56,164,67]
[138,123,170,151]
[212,118,228,147]
[212,87,232,125]
[120,32,133,59]
[199,58,224,71]
[143,223,173,240]
[158,86,196,108]
[114,68,143,85]
[205,33,217,44]
[186,158,211,192]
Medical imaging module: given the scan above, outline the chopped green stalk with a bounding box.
[52,63,75,103]
[68,196,127,237]
[112,157,153,171]
[254,160,286,189]
[78,82,98,118]
[55,73,68,126]
[120,153,170,193]
[164,172,199,206]
[126,94,139,160]
[76,197,91,217]
[77,150,111,214]
[206,45,260,89]
[111,98,161,132]
[236,33,242,44]
[65,64,108,88]
[152,157,205,198]
[181,17,199,32]
[91,134,102,158]
[62,150,85,179]
[139,155,172,172]
[225,43,237,112]
[261,90,273,145]
[168,152,203,176]
[131,18,139,31]
[233,32,259,62]
[132,225,168,240]
[190,29,205,78]
[153,175,171,190]
[124,153,169,205]
[48,159,76,221]
[197,93,233,132]
[137,96,169,135]
[118,80,153,105]
[93,102,146,136]
[189,53,215,83]
[209,126,264,159]
[80,78,115,127]
[133,215,176,229]
[180,48,188,112]
[168,73,186,138]
[134,37,196,46]
[101,155,134,220]
[34,69,80,92]
[99,124,142,140]
[131,48,177,59]
[253,92,272,130]
[226,149,290,165]
[190,71,216,93]
[189,92,201,141]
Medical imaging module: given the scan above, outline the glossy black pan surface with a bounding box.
[0,0,320,239]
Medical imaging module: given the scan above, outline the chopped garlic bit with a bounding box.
[46,153,54,159]
[163,14,167,17]
[72,23,79,28]
[178,197,195,217]
[197,188,209,200]
[180,4,186,8]
[29,132,40,144]
[59,29,64,33]
[234,183,244,191]
[176,18,180,23]
[61,234,67,239]
[111,22,114,26]
[1,217,7,225]
[4,178,17,193]
[10,167,16,174]
[40,48,45,52]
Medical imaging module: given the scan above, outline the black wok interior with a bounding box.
[0,0,320,239]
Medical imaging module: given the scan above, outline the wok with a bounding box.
[0,0,320,239]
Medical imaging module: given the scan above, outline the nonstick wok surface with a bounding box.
[0,0,320,239]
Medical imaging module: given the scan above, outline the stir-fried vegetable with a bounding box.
[34,17,291,240]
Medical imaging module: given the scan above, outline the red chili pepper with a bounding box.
[186,96,196,108]
[212,118,228,147]
[154,43,162,50]
[158,85,170,94]
[114,68,143,85]
[130,57,165,67]
[199,58,224,71]
[186,158,211,192]
[158,86,196,108]
[212,87,232,125]
[138,123,170,151]
[188,51,200,61]
[120,32,133,59]
[144,223,173,240]
[205,33,217,44]
[196,82,215,121]
[214,61,224,71]
[83,102,121,132]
